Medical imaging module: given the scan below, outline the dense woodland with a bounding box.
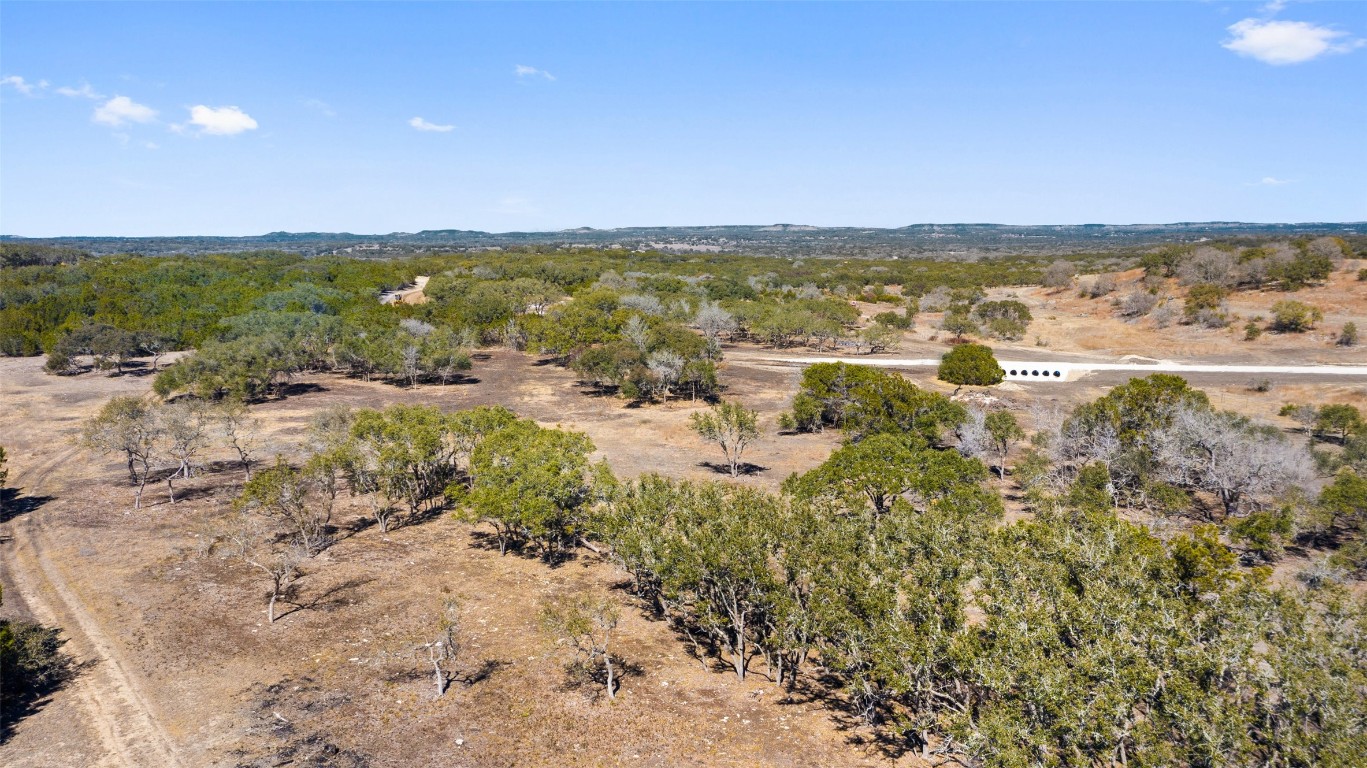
[3,240,1366,765]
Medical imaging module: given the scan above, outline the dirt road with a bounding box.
[1,451,183,767]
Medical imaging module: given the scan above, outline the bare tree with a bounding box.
[424,597,461,697]
[1176,247,1237,287]
[622,314,649,352]
[647,350,685,400]
[541,593,622,700]
[694,302,738,342]
[401,343,421,388]
[1147,405,1314,518]
[81,395,162,509]
[1280,403,1318,441]
[215,399,261,480]
[955,407,990,462]
[159,400,210,503]
[1115,289,1159,319]
[222,511,305,623]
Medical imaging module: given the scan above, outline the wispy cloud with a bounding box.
[409,116,454,132]
[93,95,158,127]
[184,105,259,135]
[304,98,336,117]
[1223,18,1365,65]
[57,82,103,99]
[514,64,556,81]
[1250,176,1294,186]
[1,75,46,95]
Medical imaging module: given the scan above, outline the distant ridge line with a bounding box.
[3,221,1360,258]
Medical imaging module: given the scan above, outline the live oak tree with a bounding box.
[347,405,458,531]
[786,362,965,442]
[1315,403,1364,443]
[937,343,1004,386]
[689,400,759,477]
[461,419,602,557]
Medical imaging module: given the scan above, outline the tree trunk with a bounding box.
[135,476,147,509]
[733,630,746,681]
[434,657,447,696]
[268,589,278,623]
[166,477,176,504]
[604,653,615,700]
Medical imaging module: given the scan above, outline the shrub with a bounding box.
[1151,303,1179,328]
[1183,284,1227,323]
[0,618,76,723]
[1338,322,1358,347]
[1115,290,1158,319]
[1041,260,1076,289]
[938,344,1004,386]
[1082,273,1117,298]
[872,310,912,330]
[1176,247,1236,287]
[1244,322,1263,341]
[43,351,76,375]
[1269,300,1323,333]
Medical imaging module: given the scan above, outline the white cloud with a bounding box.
[1,75,42,95]
[93,95,158,126]
[1262,0,1288,14]
[1257,176,1292,186]
[144,141,160,150]
[409,116,454,132]
[1223,18,1365,65]
[514,64,556,81]
[186,105,258,135]
[57,82,103,99]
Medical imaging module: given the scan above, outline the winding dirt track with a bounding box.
[2,446,183,768]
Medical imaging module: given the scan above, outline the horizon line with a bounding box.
[3,220,1363,240]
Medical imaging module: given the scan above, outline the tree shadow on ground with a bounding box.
[466,529,579,568]
[698,461,768,477]
[457,658,509,686]
[0,488,53,525]
[275,576,375,621]
[0,623,89,745]
[556,656,647,702]
[277,382,329,398]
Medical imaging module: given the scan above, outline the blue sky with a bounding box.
[1,1,1364,236]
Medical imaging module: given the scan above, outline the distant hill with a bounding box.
[3,222,1361,259]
